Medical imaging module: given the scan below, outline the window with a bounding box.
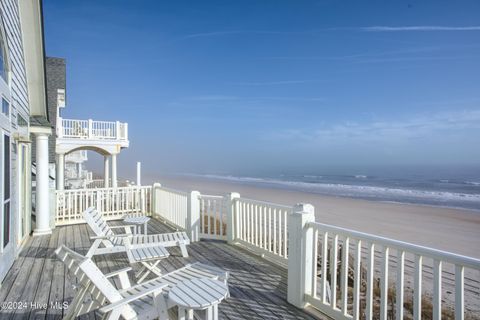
[3,134,10,248]
[17,114,27,127]
[2,98,9,116]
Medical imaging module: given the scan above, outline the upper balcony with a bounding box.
[56,117,129,155]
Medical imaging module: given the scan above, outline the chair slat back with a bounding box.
[83,207,115,237]
[55,245,136,318]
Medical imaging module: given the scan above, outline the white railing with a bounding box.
[55,186,151,225]
[57,117,128,141]
[199,195,226,240]
[152,185,188,230]
[301,221,480,320]
[137,184,480,319]
[235,198,291,265]
[85,179,105,189]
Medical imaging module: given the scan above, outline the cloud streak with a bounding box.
[232,80,309,86]
[270,110,480,144]
[182,30,308,39]
[362,26,480,32]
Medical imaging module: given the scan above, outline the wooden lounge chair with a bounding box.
[55,245,229,320]
[83,207,190,258]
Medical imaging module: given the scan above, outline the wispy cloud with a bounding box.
[362,26,480,32]
[269,110,480,144]
[232,80,309,86]
[187,95,240,101]
[181,26,480,40]
[182,30,308,39]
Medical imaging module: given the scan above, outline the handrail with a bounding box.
[155,186,189,196]
[309,221,480,269]
[237,197,292,210]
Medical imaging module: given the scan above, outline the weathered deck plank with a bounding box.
[0,218,322,320]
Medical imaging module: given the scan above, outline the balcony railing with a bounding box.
[57,117,128,141]
[53,184,480,319]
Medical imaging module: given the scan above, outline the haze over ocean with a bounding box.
[43,1,480,209]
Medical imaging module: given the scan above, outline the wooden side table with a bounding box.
[123,215,150,235]
[168,278,228,320]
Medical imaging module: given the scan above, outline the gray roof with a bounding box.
[29,115,52,128]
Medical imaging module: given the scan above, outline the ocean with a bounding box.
[186,166,480,211]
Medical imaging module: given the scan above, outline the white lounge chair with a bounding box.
[55,245,229,320]
[83,207,190,257]
[83,207,191,281]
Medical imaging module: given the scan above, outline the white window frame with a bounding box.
[0,130,11,252]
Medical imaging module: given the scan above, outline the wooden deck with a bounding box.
[0,218,322,319]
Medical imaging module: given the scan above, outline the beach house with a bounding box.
[0,0,52,281]
[0,1,479,319]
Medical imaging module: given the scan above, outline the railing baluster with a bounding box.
[396,250,404,320]
[341,236,349,315]
[414,255,423,320]
[321,232,328,303]
[330,234,338,308]
[433,259,442,320]
[283,210,287,258]
[312,229,318,298]
[380,246,389,320]
[273,208,277,254]
[268,207,272,252]
[253,205,258,247]
[353,239,362,320]
[455,265,464,320]
[263,206,267,249]
[207,199,211,235]
[366,242,375,320]
[213,199,217,236]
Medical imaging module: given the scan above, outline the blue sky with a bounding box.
[43,0,480,177]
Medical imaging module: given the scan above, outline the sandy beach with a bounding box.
[151,174,480,259]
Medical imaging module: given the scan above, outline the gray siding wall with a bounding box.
[0,0,31,282]
[0,0,29,125]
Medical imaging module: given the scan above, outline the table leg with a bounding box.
[178,306,186,320]
[206,306,213,320]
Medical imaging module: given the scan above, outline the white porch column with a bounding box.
[56,153,65,190]
[104,156,110,188]
[77,163,82,179]
[33,133,52,236]
[111,153,117,188]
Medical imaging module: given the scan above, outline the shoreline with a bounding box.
[148,173,480,259]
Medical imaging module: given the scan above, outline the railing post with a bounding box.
[226,192,240,243]
[287,203,315,308]
[151,183,161,217]
[88,119,93,138]
[187,191,201,242]
[116,121,120,139]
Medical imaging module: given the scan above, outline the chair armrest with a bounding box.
[105,267,133,278]
[98,283,168,314]
[110,225,137,233]
[90,234,131,240]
